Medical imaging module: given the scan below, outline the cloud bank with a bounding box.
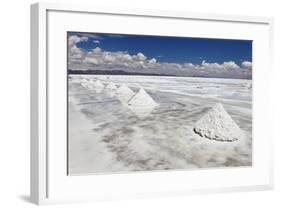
[68,35,252,79]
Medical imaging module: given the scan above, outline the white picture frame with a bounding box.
[30,2,274,205]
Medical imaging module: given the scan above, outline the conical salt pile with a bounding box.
[105,81,117,90]
[89,79,96,84]
[247,83,252,89]
[116,84,134,94]
[193,103,244,142]
[127,88,158,108]
[94,80,104,88]
[116,84,135,103]
[81,82,88,88]
[81,81,95,90]
[82,78,88,83]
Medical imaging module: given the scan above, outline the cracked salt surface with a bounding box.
[68,75,252,175]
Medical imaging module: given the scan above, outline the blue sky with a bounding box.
[68,32,252,79]
[69,32,252,65]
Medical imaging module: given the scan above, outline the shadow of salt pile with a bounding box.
[127,105,156,119]
[193,103,245,142]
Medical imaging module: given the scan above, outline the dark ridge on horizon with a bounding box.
[68,69,252,80]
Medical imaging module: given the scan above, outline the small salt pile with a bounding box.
[116,84,135,103]
[94,80,104,88]
[126,88,158,119]
[127,88,158,108]
[105,81,117,90]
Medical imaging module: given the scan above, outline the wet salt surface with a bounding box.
[68,75,252,175]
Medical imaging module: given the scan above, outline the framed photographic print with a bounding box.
[30,2,274,205]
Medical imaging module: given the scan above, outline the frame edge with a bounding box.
[30,2,48,205]
[30,2,274,204]
[30,3,39,205]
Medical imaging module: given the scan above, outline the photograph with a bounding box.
[67,32,252,175]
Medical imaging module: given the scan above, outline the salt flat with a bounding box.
[68,75,252,175]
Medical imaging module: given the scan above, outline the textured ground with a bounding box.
[68,75,252,175]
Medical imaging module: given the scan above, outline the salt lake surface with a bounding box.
[68,75,252,175]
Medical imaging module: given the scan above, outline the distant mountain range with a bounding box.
[68,69,175,77]
[68,69,251,79]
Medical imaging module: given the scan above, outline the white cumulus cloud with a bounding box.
[241,61,252,70]
[68,35,88,48]
[93,40,100,44]
[68,35,252,79]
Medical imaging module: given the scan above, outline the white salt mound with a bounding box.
[94,80,104,88]
[105,82,117,90]
[90,79,96,84]
[127,88,158,108]
[193,103,244,142]
[81,82,88,88]
[81,82,94,90]
[82,78,88,83]
[116,84,134,95]
[247,83,252,89]
[116,84,135,102]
